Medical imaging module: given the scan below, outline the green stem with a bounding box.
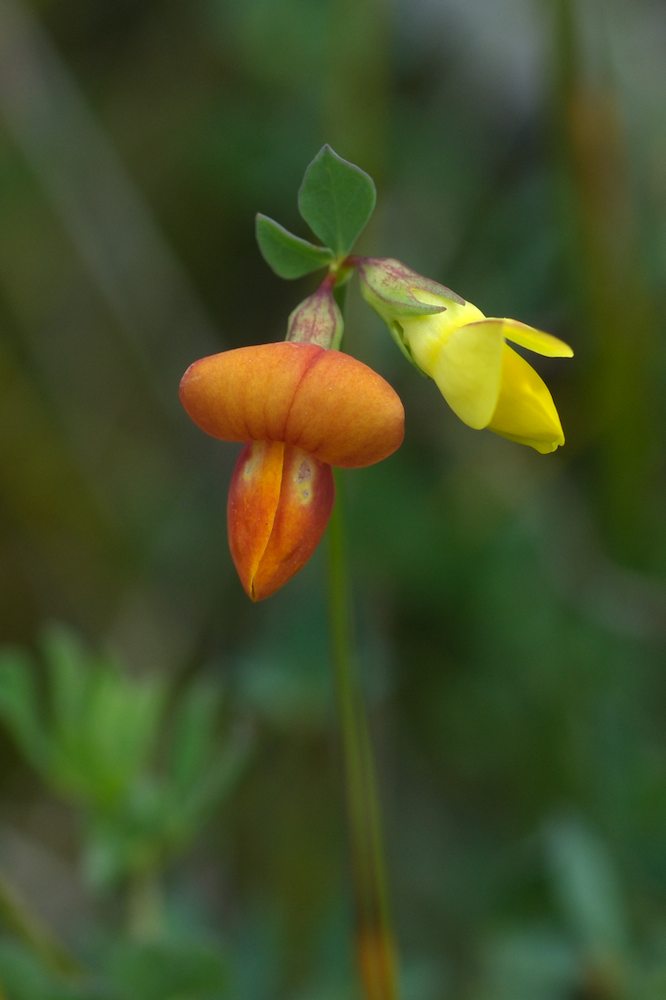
[327,476,398,1000]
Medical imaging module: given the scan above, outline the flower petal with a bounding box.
[180,343,312,444]
[284,349,404,467]
[489,318,574,358]
[488,345,565,453]
[227,440,334,601]
[429,319,505,429]
[180,343,404,469]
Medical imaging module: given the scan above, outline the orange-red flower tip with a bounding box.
[228,440,335,601]
[179,342,404,468]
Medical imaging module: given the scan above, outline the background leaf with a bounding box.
[0,650,48,771]
[297,145,376,257]
[546,819,628,959]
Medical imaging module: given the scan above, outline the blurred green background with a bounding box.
[0,0,665,997]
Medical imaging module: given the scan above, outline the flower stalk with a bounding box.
[328,483,398,1000]
[300,263,398,999]
[180,144,574,1000]
[0,870,82,978]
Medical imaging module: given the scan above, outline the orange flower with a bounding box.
[180,342,404,600]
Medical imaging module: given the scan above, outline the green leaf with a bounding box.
[162,684,250,848]
[107,939,229,1000]
[546,819,628,958]
[166,682,223,795]
[255,214,333,278]
[41,626,91,754]
[298,145,376,257]
[173,734,250,843]
[0,650,49,772]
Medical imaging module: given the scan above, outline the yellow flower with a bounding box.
[357,259,573,454]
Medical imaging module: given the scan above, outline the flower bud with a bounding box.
[286,282,344,349]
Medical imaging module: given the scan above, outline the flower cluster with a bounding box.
[179,152,573,600]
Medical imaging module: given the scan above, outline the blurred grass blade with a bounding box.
[0,870,82,978]
[0,0,219,417]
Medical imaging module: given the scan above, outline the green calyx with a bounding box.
[357,257,464,318]
[356,257,466,373]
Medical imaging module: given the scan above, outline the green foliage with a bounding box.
[473,929,579,1000]
[255,214,333,278]
[255,145,376,286]
[0,626,250,888]
[0,942,88,1000]
[0,649,49,773]
[0,628,250,995]
[104,938,229,1000]
[0,937,230,1000]
[298,145,376,258]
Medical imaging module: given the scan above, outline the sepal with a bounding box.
[357,257,464,320]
